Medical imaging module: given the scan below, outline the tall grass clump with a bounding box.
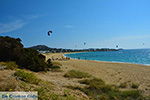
[47,59,61,72]
[0,62,19,70]
[64,70,91,78]
[131,83,139,89]
[119,82,128,88]
[14,69,41,84]
[120,90,143,100]
[36,87,77,100]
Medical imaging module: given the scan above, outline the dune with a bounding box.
[43,52,150,96]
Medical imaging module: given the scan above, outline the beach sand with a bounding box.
[43,52,150,96]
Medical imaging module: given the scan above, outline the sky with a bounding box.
[0,0,150,49]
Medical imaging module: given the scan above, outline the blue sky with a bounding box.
[0,0,150,49]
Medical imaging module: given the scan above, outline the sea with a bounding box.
[65,49,150,65]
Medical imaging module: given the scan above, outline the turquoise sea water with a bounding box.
[65,49,150,65]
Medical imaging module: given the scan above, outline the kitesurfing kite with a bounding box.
[116,45,119,48]
[142,43,145,45]
[48,30,52,36]
[84,42,86,45]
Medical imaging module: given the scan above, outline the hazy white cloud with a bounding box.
[0,14,43,34]
[25,14,44,20]
[64,25,73,28]
[99,34,150,49]
[0,20,26,34]
[112,34,150,41]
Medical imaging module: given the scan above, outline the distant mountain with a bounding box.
[29,45,74,53]
[30,45,50,51]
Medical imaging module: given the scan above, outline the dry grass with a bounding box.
[52,61,62,66]
[0,77,18,91]
[0,70,18,91]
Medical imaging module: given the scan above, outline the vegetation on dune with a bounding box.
[78,78,144,100]
[36,87,77,100]
[119,82,128,88]
[64,70,91,78]
[18,48,50,72]
[0,36,23,61]
[0,62,19,70]
[79,78,105,86]
[131,83,139,89]
[64,70,145,99]
[14,69,41,84]
[0,36,58,72]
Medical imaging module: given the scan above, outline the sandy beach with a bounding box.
[43,52,150,96]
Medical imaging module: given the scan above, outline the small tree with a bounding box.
[0,36,23,61]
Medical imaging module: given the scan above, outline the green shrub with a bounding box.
[14,69,41,84]
[119,82,127,88]
[0,62,19,70]
[18,48,50,72]
[0,36,53,72]
[51,66,61,69]
[120,90,143,100]
[64,70,91,78]
[131,83,139,89]
[79,78,105,86]
[50,66,62,72]
[36,87,76,100]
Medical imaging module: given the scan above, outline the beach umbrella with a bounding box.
[48,30,52,36]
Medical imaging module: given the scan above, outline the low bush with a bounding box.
[64,70,91,78]
[0,62,19,70]
[79,78,105,87]
[131,83,139,89]
[18,48,50,72]
[49,66,62,72]
[14,69,41,84]
[120,90,143,100]
[119,82,127,88]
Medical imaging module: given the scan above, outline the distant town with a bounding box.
[30,45,123,53]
